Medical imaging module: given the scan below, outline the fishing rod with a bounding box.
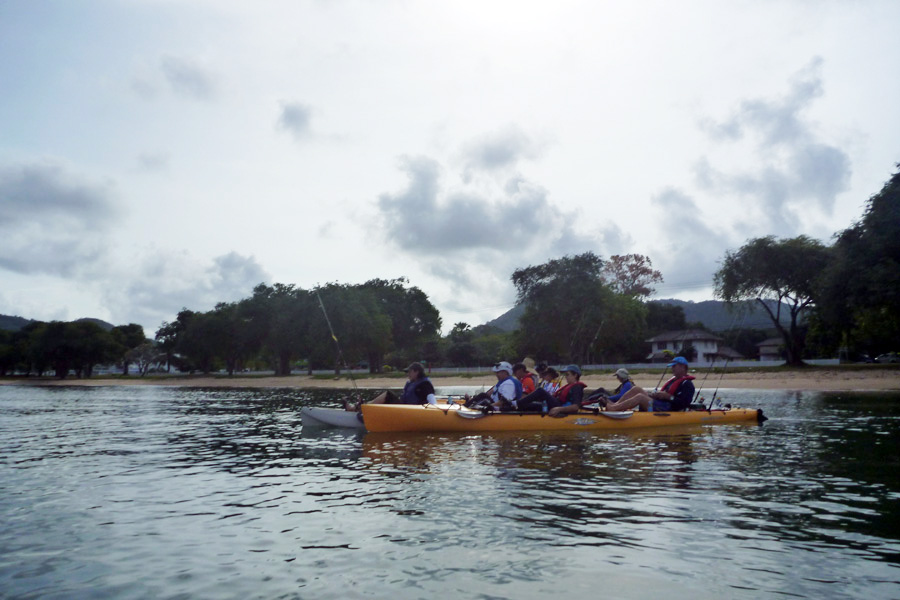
[694,308,747,408]
[315,288,359,393]
[707,356,732,410]
[654,329,691,391]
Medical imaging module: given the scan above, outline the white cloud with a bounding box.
[0,162,118,277]
[103,251,271,329]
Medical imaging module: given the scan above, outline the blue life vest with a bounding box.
[492,375,523,402]
[400,377,432,404]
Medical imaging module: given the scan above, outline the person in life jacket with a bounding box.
[605,356,695,412]
[537,365,562,395]
[462,361,523,412]
[586,368,634,406]
[344,362,436,411]
[517,364,587,416]
[512,362,539,395]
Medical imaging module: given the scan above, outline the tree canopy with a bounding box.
[714,235,830,366]
[814,165,900,356]
[512,252,648,364]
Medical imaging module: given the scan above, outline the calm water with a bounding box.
[1,385,898,600]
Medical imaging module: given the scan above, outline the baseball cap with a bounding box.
[492,361,513,375]
[615,368,630,379]
[561,364,582,376]
[667,356,689,367]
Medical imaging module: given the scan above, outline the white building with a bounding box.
[646,329,742,365]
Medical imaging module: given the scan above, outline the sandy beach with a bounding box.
[3,368,899,392]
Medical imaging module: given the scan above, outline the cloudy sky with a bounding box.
[1,0,899,335]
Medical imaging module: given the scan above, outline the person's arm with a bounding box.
[672,381,695,410]
[548,385,584,417]
[417,381,437,405]
[491,380,516,409]
[606,381,633,402]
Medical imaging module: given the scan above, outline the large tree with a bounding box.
[111,323,149,375]
[359,278,441,372]
[512,252,638,364]
[714,235,830,366]
[814,165,900,356]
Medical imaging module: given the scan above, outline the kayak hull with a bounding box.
[360,403,764,433]
[300,406,366,429]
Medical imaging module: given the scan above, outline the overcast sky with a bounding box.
[1,0,898,335]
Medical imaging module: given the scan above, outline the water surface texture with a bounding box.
[1,385,898,599]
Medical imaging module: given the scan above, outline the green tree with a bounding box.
[309,284,391,373]
[646,302,687,335]
[714,235,830,366]
[445,322,477,366]
[814,165,900,357]
[125,342,163,376]
[70,321,118,377]
[512,252,622,364]
[0,330,16,375]
[111,323,149,375]
[244,283,312,375]
[360,278,441,372]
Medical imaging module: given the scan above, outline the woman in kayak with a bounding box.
[586,368,634,406]
[517,365,587,417]
[344,362,437,411]
[536,364,562,394]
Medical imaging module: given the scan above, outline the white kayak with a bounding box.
[300,406,366,429]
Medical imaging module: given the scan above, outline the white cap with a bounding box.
[492,361,513,375]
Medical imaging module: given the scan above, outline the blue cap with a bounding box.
[561,364,582,376]
[667,356,689,367]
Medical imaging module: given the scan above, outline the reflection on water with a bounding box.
[0,385,898,599]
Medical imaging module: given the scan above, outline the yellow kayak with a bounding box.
[360,403,766,433]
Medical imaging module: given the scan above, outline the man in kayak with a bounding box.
[344,362,436,411]
[517,364,587,416]
[464,361,523,411]
[605,356,695,412]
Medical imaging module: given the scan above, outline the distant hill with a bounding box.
[652,299,791,331]
[0,314,115,332]
[0,314,33,332]
[482,299,790,333]
[75,317,115,332]
[484,304,525,332]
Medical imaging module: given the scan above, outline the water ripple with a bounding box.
[1,386,898,599]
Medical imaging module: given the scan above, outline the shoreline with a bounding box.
[2,368,899,392]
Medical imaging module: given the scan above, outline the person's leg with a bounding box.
[517,388,552,412]
[615,385,648,404]
[345,390,394,411]
[606,392,652,412]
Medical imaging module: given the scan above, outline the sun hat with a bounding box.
[667,356,689,367]
[561,364,582,376]
[492,361,513,375]
[615,368,630,379]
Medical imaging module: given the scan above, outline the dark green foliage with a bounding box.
[714,235,831,366]
[111,323,150,375]
[646,302,687,335]
[512,252,647,364]
[814,165,900,356]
